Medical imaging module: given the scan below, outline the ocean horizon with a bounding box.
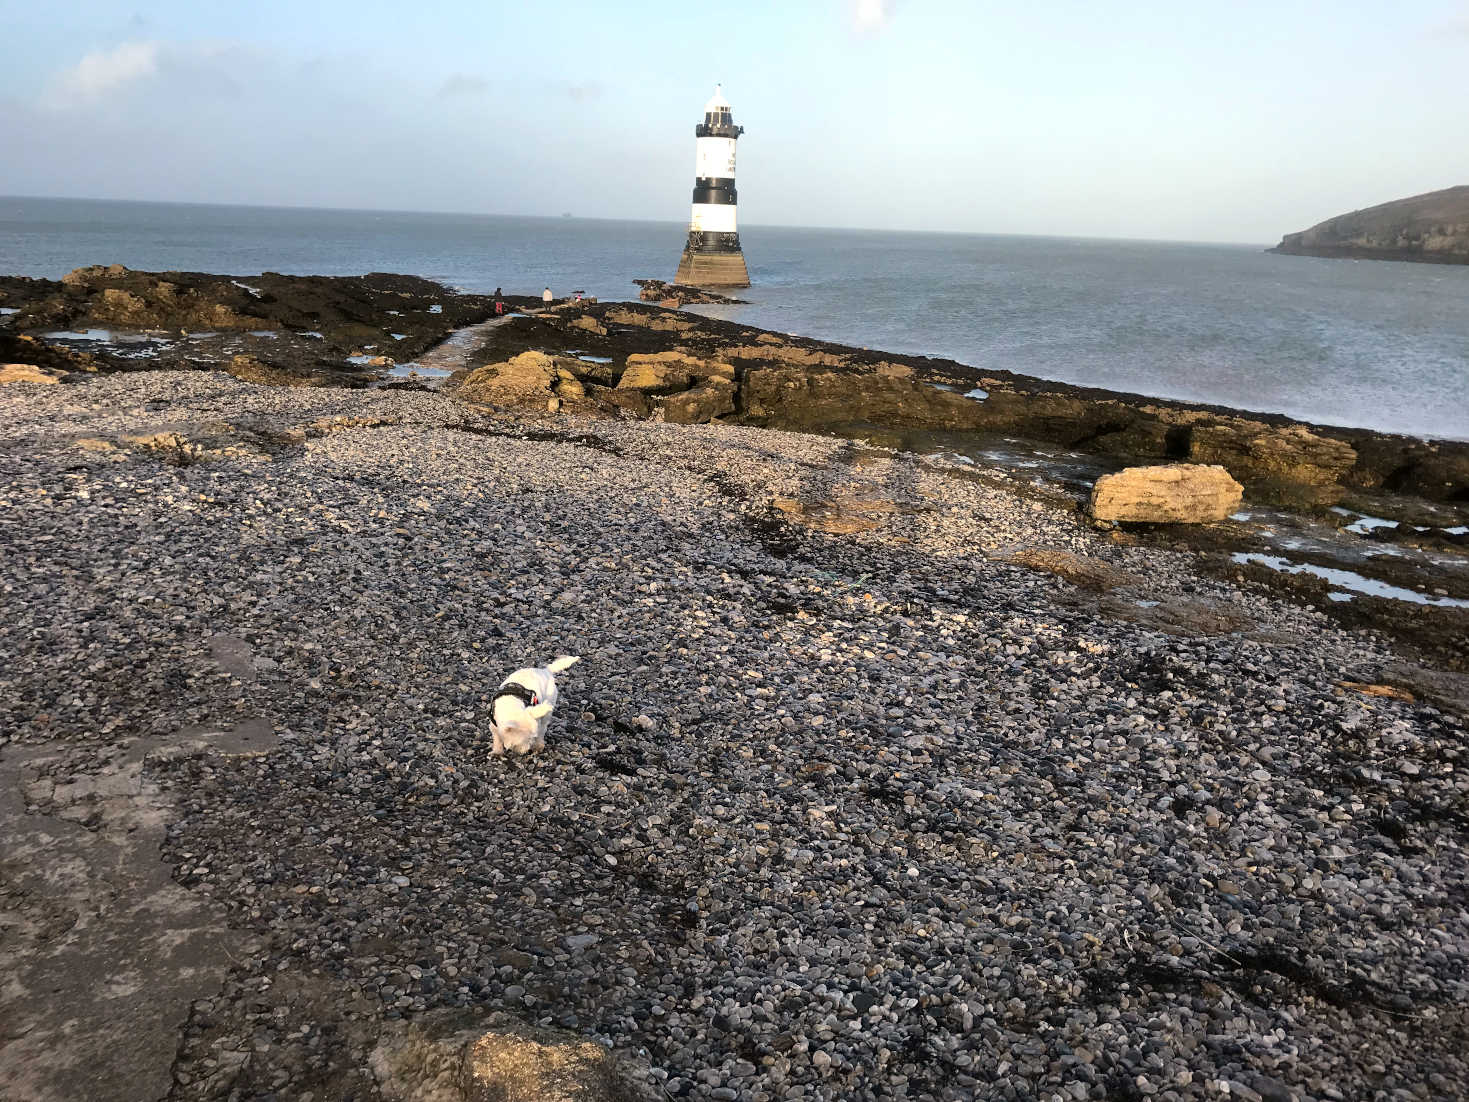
[3,194,1466,440]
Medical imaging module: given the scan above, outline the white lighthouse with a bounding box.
[674,85,750,288]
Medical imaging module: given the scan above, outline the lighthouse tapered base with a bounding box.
[674,247,750,288]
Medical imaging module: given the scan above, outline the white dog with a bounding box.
[490,655,581,755]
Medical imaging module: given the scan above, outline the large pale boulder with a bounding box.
[1090,463,1242,524]
[370,1010,656,1102]
[0,363,63,385]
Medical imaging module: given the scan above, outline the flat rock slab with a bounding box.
[0,722,276,1102]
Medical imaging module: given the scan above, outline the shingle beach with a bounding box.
[2,373,1466,1102]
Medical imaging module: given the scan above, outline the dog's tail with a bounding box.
[547,655,581,674]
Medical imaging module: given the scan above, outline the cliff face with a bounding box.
[1270,185,1469,264]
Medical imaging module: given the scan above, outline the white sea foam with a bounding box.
[1230,552,1469,608]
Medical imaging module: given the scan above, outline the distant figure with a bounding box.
[493,287,504,315]
[542,287,553,309]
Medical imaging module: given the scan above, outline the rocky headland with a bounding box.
[1270,185,1469,265]
[3,269,1468,1101]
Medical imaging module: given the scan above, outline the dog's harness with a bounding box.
[492,683,539,709]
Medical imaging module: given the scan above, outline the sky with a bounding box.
[1,0,1466,243]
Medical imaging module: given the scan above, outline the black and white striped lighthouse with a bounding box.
[674,85,750,288]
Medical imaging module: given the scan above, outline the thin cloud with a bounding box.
[852,0,897,33]
[439,74,489,97]
[43,40,257,110]
[565,81,602,102]
[1427,2,1469,37]
[48,41,160,104]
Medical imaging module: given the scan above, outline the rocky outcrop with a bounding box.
[726,343,852,368]
[1089,464,1243,524]
[633,279,746,306]
[664,379,736,424]
[369,1010,657,1102]
[225,353,318,388]
[1188,423,1356,502]
[617,361,691,393]
[1271,185,1469,265]
[606,352,738,422]
[465,295,1467,501]
[604,307,694,334]
[458,352,560,402]
[742,367,989,431]
[569,315,607,336]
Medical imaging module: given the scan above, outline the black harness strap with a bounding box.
[493,683,539,709]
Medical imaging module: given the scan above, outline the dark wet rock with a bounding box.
[1008,547,1143,591]
[633,279,746,306]
[0,329,103,376]
[2,267,498,386]
[1189,423,1357,500]
[742,365,989,431]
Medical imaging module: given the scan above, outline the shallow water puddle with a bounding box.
[387,363,452,379]
[1330,506,1399,536]
[44,328,114,341]
[927,383,989,401]
[1231,552,1469,608]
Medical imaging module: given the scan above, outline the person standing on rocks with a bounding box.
[493,287,504,316]
[541,287,553,310]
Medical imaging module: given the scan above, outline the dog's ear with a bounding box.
[528,702,554,719]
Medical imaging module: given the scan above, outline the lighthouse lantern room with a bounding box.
[674,85,750,288]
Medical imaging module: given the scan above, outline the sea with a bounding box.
[3,196,1466,441]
